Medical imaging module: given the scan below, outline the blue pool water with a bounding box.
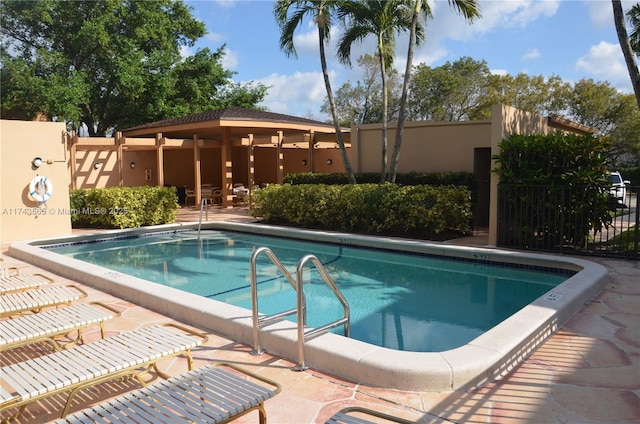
[49,230,570,352]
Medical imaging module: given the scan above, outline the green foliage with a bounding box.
[493,133,613,248]
[620,166,640,187]
[493,133,611,185]
[69,186,179,229]
[250,183,472,240]
[284,171,476,188]
[0,0,267,135]
[609,226,639,253]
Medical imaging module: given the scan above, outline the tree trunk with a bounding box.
[389,0,422,182]
[319,28,357,184]
[613,0,640,110]
[379,35,388,182]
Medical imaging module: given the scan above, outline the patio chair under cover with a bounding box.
[54,363,281,424]
[0,323,208,419]
[0,302,121,352]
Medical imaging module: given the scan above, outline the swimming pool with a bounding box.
[9,222,609,391]
[49,230,569,352]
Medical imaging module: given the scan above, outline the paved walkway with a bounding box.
[1,206,638,423]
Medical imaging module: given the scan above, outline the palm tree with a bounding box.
[389,0,480,182]
[628,3,640,55]
[613,0,640,110]
[336,0,415,182]
[274,0,357,184]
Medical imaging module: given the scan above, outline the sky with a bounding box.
[184,0,637,121]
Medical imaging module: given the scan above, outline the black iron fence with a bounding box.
[497,184,639,259]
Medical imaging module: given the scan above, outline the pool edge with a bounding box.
[8,222,610,392]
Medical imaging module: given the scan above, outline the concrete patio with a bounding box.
[1,205,638,423]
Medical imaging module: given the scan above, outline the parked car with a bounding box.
[610,171,630,205]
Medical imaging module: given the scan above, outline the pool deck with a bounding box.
[1,205,639,423]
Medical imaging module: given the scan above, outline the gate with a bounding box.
[497,184,639,259]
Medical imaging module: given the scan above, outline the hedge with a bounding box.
[69,186,179,229]
[250,183,472,240]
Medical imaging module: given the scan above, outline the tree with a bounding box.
[389,0,480,182]
[408,57,492,121]
[337,0,415,182]
[321,54,402,126]
[274,0,357,184]
[567,79,640,167]
[0,0,267,135]
[628,3,640,56]
[612,0,640,109]
[485,73,571,118]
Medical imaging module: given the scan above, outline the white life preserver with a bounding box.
[29,176,53,203]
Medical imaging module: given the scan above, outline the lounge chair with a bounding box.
[0,323,208,419]
[0,273,53,294]
[326,407,416,424]
[0,285,87,317]
[54,362,281,423]
[0,302,121,352]
[0,260,18,279]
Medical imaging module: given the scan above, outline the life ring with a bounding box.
[29,176,53,203]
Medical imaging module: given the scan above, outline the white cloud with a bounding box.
[584,0,637,28]
[257,71,333,118]
[490,68,509,76]
[575,41,630,91]
[423,0,560,44]
[522,48,541,60]
[222,47,238,70]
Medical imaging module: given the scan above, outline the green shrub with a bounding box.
[251,183,471,240]
[69,186,179,229]
[493,133,612,248]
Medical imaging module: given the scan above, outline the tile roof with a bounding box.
[124,107,334,132]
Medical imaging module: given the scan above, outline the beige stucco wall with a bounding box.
[487,104,552,245]
[352,119,491,174]
[1,120,72,243]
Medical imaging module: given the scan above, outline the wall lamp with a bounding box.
[326,159,333,165]
[301,159,307,166]
[32,157,43,168]
[94,163,101,170]
[130,162,136,169]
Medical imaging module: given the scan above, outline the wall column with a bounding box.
[68,131,78,189]
[156,132,165,187]
[247,134,255,203]
[193,134,202,205]
[308,131,314,172]
[276,131,284,184]
[221,127,233,207]
[115,131,124,187]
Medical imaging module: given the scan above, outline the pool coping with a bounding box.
[9,221,610,391]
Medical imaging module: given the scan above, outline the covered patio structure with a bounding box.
[68,107,350,207]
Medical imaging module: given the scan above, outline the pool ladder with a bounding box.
[249,246,350,371]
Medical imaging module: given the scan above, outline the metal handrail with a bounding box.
[294,254,350,371]
[249,247,301,355]
[197,198,209,240]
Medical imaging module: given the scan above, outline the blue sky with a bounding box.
[185,0,637,121]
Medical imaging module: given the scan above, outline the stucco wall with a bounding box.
[1,120,72,243]
[352,119,491,174]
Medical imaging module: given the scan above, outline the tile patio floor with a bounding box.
[1,205,638,423]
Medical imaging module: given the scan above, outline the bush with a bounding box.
[250,183,472,240]
[493,133,611,248]
[69,186,179,228]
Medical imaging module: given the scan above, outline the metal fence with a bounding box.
[497,184,639,259]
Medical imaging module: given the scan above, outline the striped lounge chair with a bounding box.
[55,363,281,423]
[0,302,121,352]
[0,323,208,419]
